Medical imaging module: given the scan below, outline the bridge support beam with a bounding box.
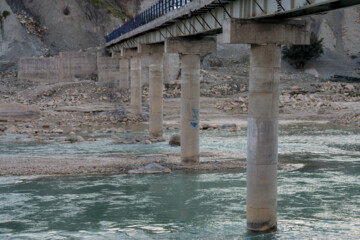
[223,19,309,232]
[138,44,165,138]
[122,48,142,117]
[165,37,216,165]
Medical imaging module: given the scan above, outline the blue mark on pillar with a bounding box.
[190,108,199,128]
[190,121,198,128]
[192,109,200,120]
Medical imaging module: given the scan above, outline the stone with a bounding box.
[53,128,64,134]
[201,123,215,130]
[6,125,17,134]
[156,137,166,142]
[116,127,127,133]
[169,133,181,146]
[221,123,239,132]
[42,124,51,129]
[128,163,171,174]
[76,136,85,142]
[112,135,120,140]
[144,140,152,144]
[305,68,319,78]
[345,84,355,91]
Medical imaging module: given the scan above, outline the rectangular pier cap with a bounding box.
[223,19,310,45]
[138,43,164,55]
[165,37,217,54]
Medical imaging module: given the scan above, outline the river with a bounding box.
[0,124,359,239]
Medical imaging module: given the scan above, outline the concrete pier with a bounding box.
[247,43,280,232]
[223,19,309,232]
[163,53,180,83]
[180,54,200,164]
[122,48,142,117]
[138,43,165,138]
[149,53,163,137]
[130,56,142,117]
[120,58,130,90]
[165,37,216,165]
[141,56,150,87]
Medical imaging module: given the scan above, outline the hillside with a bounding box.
[0,0,359,77]
[0,0,157,70]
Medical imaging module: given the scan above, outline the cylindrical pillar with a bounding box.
[120,58,130,90]
[149,54,164,138]
[247,44,280,232]
[141,56,150,87]
[163,53,181,83]
[130,56,142,117]
[181,54,200,165]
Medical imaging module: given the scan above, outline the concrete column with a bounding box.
[222,19,309,233]
[163,53,181,83]
[141,56,150,87]
[130,56,142,117]
[246,44,280,232]
[120,58,130,90]
[181,54,200,165]
[165,37,216,165]
[149,53,163,138]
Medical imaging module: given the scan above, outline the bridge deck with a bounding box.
[106,0,360,51]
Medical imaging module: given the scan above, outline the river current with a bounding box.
[0,124,359,239]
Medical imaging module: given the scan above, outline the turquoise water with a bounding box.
[0,124,359,239]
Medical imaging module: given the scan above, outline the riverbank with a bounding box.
[0,66,359,176]
[0,154,247,177]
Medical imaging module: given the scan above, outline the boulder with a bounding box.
[76,136,85,142]
[221,123,239,132]
[169,133,181,146]
[345,84,355,91]
[52,128,64,134]
[128,163,171,174]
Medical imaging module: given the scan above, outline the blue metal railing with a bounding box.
[106,0,193,43]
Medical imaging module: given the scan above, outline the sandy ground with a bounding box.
[0,152,247,177]
[0,67,359,177]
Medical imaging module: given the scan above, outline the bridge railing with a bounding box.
[106,0,193,43]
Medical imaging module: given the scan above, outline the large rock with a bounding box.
[128,163,171,174]
[0,1,44,70]
[169,133,181,146]
[221,123,239,132]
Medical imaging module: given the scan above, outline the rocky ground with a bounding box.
[0,64,359,176]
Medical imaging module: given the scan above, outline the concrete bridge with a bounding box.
[105,0,360,233]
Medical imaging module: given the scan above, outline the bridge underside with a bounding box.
[106,0,360,51]
[103,0,360,234]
